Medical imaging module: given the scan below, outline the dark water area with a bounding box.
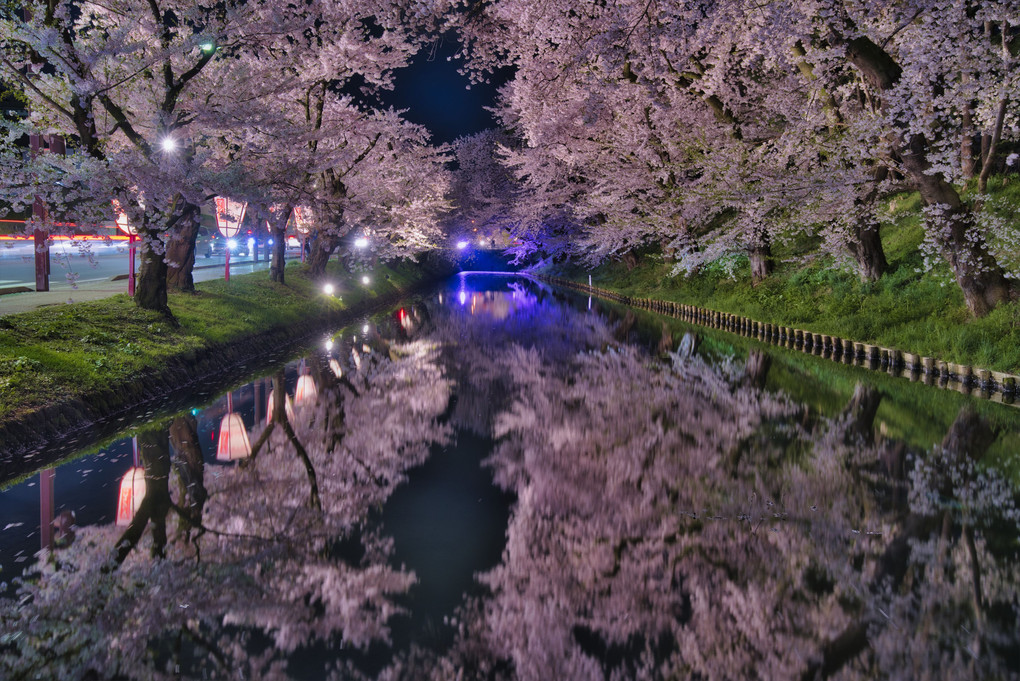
[2,273,1019,680]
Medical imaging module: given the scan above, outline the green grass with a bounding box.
[0,258,447,424]
[551,181,1020,374]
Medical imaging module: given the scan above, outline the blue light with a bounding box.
[456,241,469,250]
[459,291,467,305]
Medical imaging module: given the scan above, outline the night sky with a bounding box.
[380,36,505,145]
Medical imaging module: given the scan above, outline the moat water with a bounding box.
[2,273,1018,680]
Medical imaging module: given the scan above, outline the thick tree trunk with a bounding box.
[900,135,1012,316]
[961,102,978,179]
[164,210,199,289]
[847,167,889,282]
[135,228,173,320]
[841,383,882,446]
[306,232,341,278]
[748,239,772,286]
[165,212,200,292]
[847,219,887,282]
[169,415,206,539]
[842,34,1013,316]
[270,228,287,283]
[744,349,771,389]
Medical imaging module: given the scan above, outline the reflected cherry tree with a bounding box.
[372,291,1020,681]
[0,339,452,680]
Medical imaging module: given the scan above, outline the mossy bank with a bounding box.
[0,258,453,470]
[542,183,1020,377]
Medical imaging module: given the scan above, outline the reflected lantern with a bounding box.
[294,375,318,407]
[216,392,251,461]
[116,437,145,526]
[217,413,251,461]
[329,358,343,378]
[265,389,296,425]
[116,468,145,526]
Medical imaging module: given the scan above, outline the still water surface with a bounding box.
[2,273,1019,680]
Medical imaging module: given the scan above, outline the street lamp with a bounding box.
[354,236,368,249]
[361,275,370,285]
[161,137,177,152]
[323,283,335,295]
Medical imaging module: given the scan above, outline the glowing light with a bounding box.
[216,413,251,462]
[323,283,335,295]
[329,358,343,377]
[325,339,334,350]
[354,237,368,248]
[200,42,215,53]
[459,291,467,305]
[267,238,274,246]
[116,468,146,526]
[265,390,295,424]
[478,239,486,246]
[294,375,318,407]
[361,276,370,285]
[456,241,468,250]
[227,238,238,250]
[362,324,369,333]
[161,137,177,152]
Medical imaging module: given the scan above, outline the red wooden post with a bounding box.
[128,233,136,296]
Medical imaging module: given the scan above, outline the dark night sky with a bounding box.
[379,37,505,145]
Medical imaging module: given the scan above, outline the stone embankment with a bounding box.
[0,269,452,478]
[538,275,1019,406]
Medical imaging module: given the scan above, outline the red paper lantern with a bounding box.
[214,197,247,238]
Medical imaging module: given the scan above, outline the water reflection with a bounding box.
[1,275,1018,680]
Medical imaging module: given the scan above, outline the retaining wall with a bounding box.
[537,275,1019,406]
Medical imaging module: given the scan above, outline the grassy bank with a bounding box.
[0,258,447,427]
[549,179,1020,374]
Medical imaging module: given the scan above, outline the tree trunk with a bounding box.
[270,228,288,283]
[841,383,882,446]
[134,228,174,320]
[961,101,978,179]
[744,349,772,389]
[900,134,1012,316]
[842,34,1014,316]
[169,415,207,539]
[306,231,340,278]
[165,208,201,292]
[268,206,292,284]
[846,218,887,282]
[847,167,889,282]
[748,238,773,286]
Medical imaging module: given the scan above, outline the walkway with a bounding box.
[0,259,284,316]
